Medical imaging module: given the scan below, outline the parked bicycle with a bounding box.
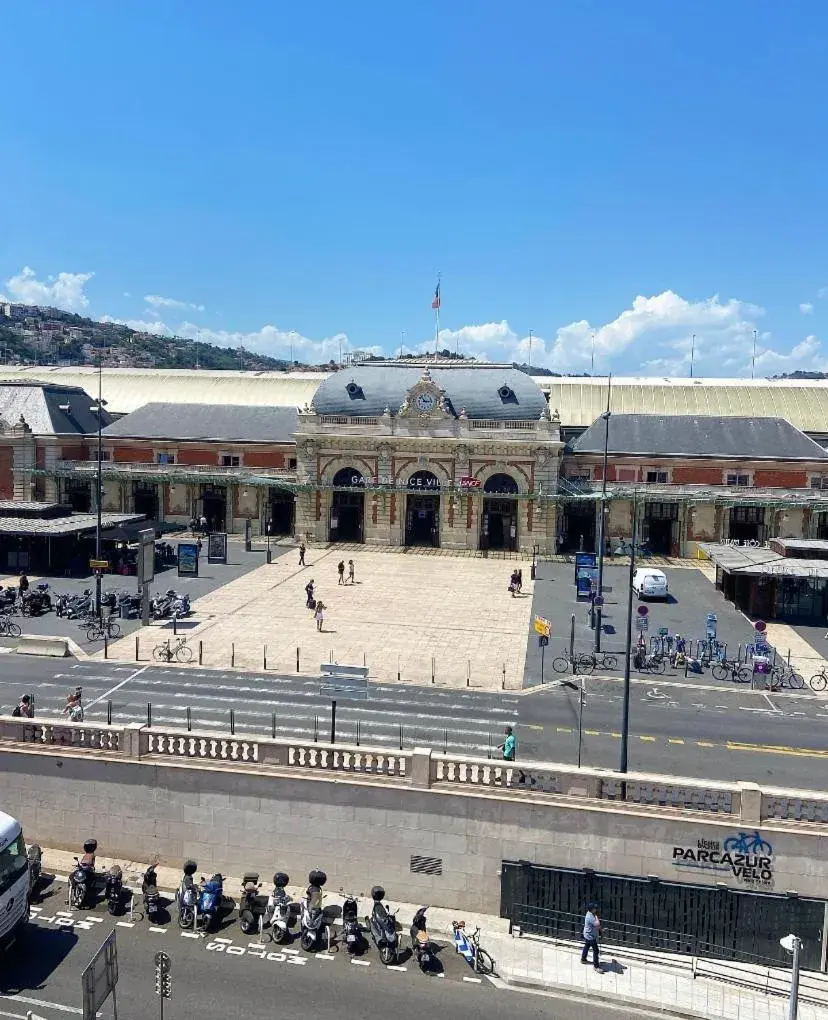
[576,650,618,671]
[768,665,804,691]
[153,636,193,663]
[711,658,751,683]
[0,615,21,637]
[810,667,828,693]
[551,650,594,675]
[86,618,122,643]
[452,920,495,975]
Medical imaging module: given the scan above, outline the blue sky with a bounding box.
[2,1,828,375]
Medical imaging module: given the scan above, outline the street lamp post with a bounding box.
[619,489,638,775]
[266,522,272,564]
[594,377,612,651]
[92,352,104,617]
[780,934,802,1019]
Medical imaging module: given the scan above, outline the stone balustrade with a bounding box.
[2,715,827,826]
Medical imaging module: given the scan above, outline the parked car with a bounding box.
[632,568,669,600]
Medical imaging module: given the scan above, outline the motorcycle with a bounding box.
[26,843,43,903]
[341,894,363,953]
[410,906,434,971]
[104,865,124,915]
[68,838,98,909]
[267,872,293,944]
[238,872,269,936]
[367,885,398,965]
[142,866,162,922]
[196,873,224,932]
[300,870,328,951]
[176,859,199,929]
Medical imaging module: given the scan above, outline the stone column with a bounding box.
[10,417,35,502]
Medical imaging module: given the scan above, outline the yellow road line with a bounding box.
[726,741,828,758]
[525,724,544,731]
[556,726,572,734]
[584,729,600,736]
[668,738,685,745]
[697,741,715,747]
[610,731,621,738]
[639,735,657,742]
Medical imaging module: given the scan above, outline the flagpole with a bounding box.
[434,273,441,359]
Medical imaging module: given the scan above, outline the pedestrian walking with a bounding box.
[196,538,203,557]
[315,601,326,632]
[347,559,355,584]
[508,570,519,597]
[337,560,345,585]
[12,694,32,718]
[305,579,315,609]
[498,725,516,760]
[18,572,29,595]
[581,903,601,969]
[299,542,306,566]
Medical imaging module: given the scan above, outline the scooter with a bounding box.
[341,894,363,953]
[196,874,224,932]
[410,906,434,971]
[104,865,124,916]
[367,885,398,965]
[142,866,162,922]
[176,859,199,929]
[27,844,43,903]
[300,870,328,951]
[267,872,293,944]
[68,838,98,909]
[238,872,269,936]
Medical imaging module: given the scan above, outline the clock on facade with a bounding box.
[416,392,437,412]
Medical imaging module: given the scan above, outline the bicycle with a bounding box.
[86,618,122,642]
[153,636,193,663]
[577,650,618,671]
[810,667,828,693]
[551,651,594,675]
[711,658,751,683]
[723,830,773,855]
[452,920,495,975]
[768,665,804,691]
[0,615,21,637]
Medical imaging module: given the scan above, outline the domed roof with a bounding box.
[311,362,547,421]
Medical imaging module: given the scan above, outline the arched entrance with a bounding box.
[405,470,440,547]
[330,468,365,542]
[198,484,227,531]
[481,473,519,551]
[268,487,295,536]
[133,482,159,519]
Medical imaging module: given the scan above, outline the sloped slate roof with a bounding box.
[103,402,298,443]
[0,382,110,435]
[568,414,828,460]
[311,364,547,420]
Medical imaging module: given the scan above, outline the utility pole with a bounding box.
[594,375,612,651]
[689,333,696,378]
[619,489,638,775]
[752,329,757,379]
[528,329,534,369]
[93,349,104,618]
[591,331,595,374]
[399,329,406,359]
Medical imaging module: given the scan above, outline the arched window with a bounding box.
[408,470,441,491]
[484,473,519,495]
[332,467,365,488]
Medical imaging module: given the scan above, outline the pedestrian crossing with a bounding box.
[17,662,519,757]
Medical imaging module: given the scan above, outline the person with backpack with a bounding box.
[12,694,32,718]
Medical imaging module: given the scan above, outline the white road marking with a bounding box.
[282,947,299,955]
[180,931,202,939]
[0,1008,35,1019]
[386,964,407,972]
[148,926,167,933]
[86,664,150,709]
[463,976,483,983]
[116,921,135,928]
[350,959,371,966]
[85,916,104,923]
[247,942,268,949]
[1,994,97,1016]
[211,937,233,944]
[762,693,782,713]
[316,953,335,960]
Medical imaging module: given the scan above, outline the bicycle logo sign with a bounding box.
[671,830,774,887]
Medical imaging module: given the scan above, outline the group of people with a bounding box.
[508,569,523,596]
[304,580,326,631]
[299,548,358,632]
[12,686,84,722]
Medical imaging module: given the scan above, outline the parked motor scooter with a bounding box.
[104,865,124,915]
[299,870,328,951]
[367,886,398,965]
[410,906,434,971]
[68,838,98,909]
[142,866,162,923]
[267,872,292,944]
[176,859,199,929]
[341,894,363,953]
[196,873,224,932]
[238,873,269,936]
[26,844,43,903]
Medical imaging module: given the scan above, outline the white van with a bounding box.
[632,568,669,601]
[0,811,29,949]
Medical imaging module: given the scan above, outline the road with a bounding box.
[2,893,640,1020]
[3,656,828,788]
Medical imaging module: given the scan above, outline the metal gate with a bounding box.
[501,861,825,970]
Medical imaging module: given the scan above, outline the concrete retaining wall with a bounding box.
[1,745,827,915]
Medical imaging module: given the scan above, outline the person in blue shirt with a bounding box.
[581,903,601,969]
[499,725,516,760]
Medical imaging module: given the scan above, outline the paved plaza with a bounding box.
[109,546,534,689]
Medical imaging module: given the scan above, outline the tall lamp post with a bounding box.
[594,376,612,651]
[619,488,639,775]
[91,351,105,617]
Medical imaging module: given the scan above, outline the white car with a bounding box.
[632,568,669,601]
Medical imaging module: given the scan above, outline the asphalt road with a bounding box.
[1,893,639,1020]
[4,656,828,789]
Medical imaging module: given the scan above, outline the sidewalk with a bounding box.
[39,848,828,1019]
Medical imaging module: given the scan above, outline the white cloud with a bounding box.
[99,315,173,335]
[800,302,814,315]
[144,294,205,312]
[1,265,94,311]
[818,287,828,300]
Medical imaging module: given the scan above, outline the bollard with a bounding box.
[147,703,152,728]
[231,643,235,668]
[431,656,435,684]
[107,700,112,726]
[187,707,192,732]
[30,694,35,719]
[502,663,507,689]
[444,728,448,754]
[467,660,471,688]
[363,651,367,668]
[135,634,139,661]
[399,723,403,750]
[230,709,235,735]
[199,640,203,666]
[314,715,319,742]
[787,648,791,666]
[737,643,742,663]
[104,631,108,659]
[173,615,177,636]
[356,719,361,746]
[488,732,492,759]
[263,644,267,670]
[271,712,276,738]
[296,647,300,672]
[397,655,401,683]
